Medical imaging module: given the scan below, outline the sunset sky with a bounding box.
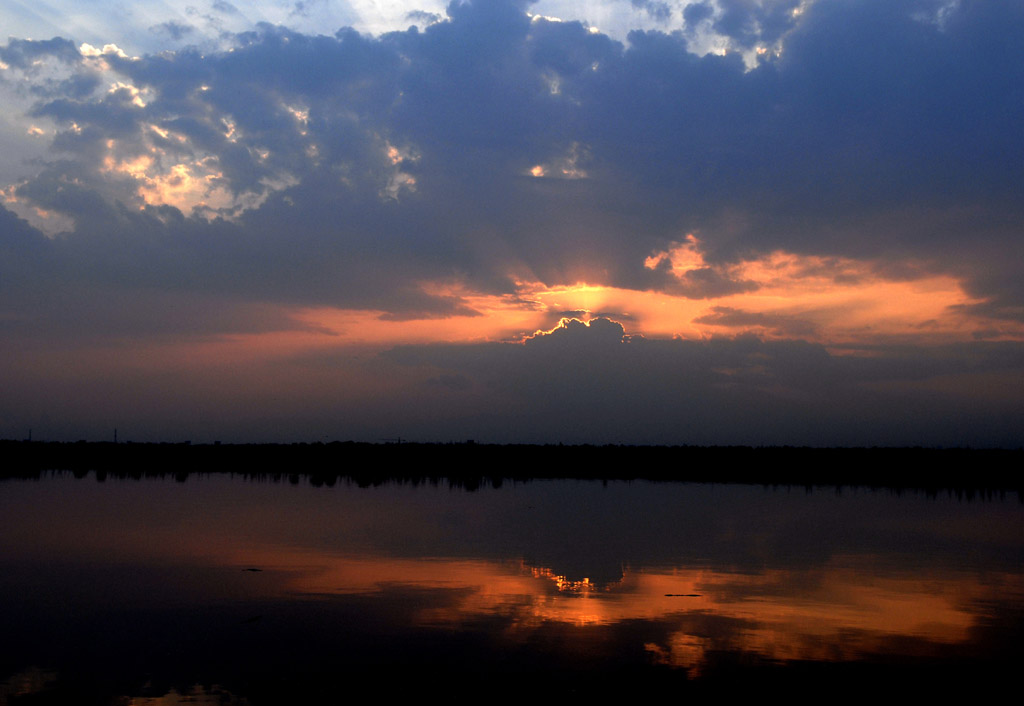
[2,0,1023,445]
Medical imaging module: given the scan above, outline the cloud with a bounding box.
[523,316,628,348]
[212,1,241,15]
[0,37,80,70]
[406,10,444,27]
[694,306,817,337]
[711,0,802,49]
[4,0,1022,318]
[683,1,715,27]
[149,22,197,42]
[379,317,1024,446]
[290,1,325,19]
[1,1,1023,443]
[630,0,672,23]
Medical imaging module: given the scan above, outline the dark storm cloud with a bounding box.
[3,0,1024,332]
[0,203,39,244]
[683,1,714,25]
[32,88,145,139]
[379,318,1024,446]
[711,0,802,48]
[0,38,93,100]
[0,205,323,342]
[0,37,80,69]
[665,263,759,298]
[0,206,51,305]
[694,305,817,336]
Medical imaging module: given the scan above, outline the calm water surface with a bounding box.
[1,474,1021,703]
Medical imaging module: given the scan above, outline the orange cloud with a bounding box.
[279,233,1019,355]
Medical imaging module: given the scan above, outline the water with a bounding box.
[1,473,1021,703]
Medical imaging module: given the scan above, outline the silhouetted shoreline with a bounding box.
[1,439,1019,497]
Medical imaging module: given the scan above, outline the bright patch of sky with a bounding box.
[3,1,703,54]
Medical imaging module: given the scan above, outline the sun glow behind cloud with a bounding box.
[283,240,1005,354]
[38,255,989,399]
[3,0,1024,445]
[76,119,1006,353]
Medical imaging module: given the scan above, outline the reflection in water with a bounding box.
[0,668,57,704]
[124,685,251,705]
[0,473,1020,702]
[0,677,253,706]
[246,550,1017,668]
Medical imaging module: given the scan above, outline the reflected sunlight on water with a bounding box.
[0,473,1020,702]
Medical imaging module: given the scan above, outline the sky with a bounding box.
[1,0,1023,446]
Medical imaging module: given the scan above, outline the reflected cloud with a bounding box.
[124,685,250,705]
[1,474,1021,697]
[0,667,57,703]
[217,542,1021,673]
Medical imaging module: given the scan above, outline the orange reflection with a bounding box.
[201,540,1021,671]
[122,685,248,705]
[5,477,1019,677]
